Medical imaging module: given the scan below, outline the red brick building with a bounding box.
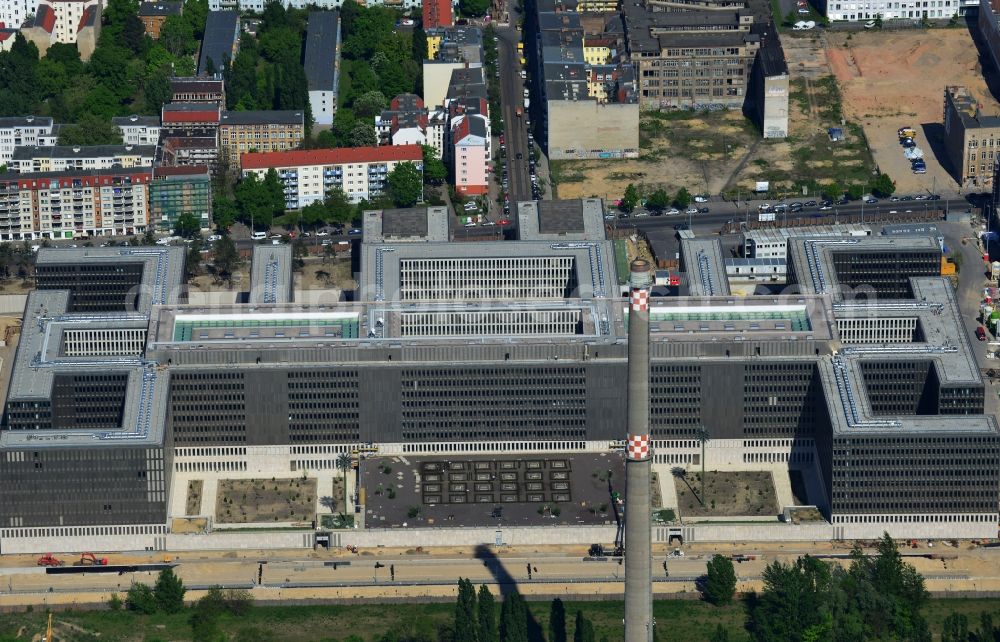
[422,0,453,29]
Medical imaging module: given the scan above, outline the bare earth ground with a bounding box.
[299,256,355,291]
[216,478,318,524]
[185,480,204,516]
[823,28,1000,193]
[674,470,779,517]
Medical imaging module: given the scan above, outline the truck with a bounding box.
[898,127,916,140]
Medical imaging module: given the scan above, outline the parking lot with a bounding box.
[360,453,625,528]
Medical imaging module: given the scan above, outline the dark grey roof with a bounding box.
[757,30,788,76]
[538,12,582,31]
[112,115,160,127]
[537,199,585,234]
[382,207,429,237]
[0,116,52,128]
[220,110,304,126]
[11,145,156,161]
[304,11,340,91]
[198,10,239,76]
[138,1,182,16]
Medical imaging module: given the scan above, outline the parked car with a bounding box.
[348,228,362,236]
[804,200,817,207]
[977,326,987,341]
[697,207,709,214]
[685,207,698,215]
[864,197,878,204]
[207,234,222,242]
[665,208,680,215]
[693,195,709,203]
[835,198,849,205]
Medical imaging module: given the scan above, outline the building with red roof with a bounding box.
[241,145,423,208]
[21,0,102,61]
[422,0,453,29]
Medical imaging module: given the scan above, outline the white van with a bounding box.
[251,231,266,240]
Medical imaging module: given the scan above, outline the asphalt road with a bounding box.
[496,24,532,205]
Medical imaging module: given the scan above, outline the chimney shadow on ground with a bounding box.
[473,543,545,642]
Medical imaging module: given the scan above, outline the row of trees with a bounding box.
[619,184,693,213]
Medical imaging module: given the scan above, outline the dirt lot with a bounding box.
[674,470,779,518]
[216,478,318,524]
[185,480,203,516]
[299,256,355,291]
[822,28,1000,193]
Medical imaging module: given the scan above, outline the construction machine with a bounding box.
[78,552,108,566]
[36,553,64,567]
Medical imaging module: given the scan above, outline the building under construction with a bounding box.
[0,201,997,553]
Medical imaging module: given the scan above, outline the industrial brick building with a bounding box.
[943,85,1000,189]
[1,208,998,553]
[218,110,305,169]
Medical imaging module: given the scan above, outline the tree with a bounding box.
[185,239,202,280]
[300,201,327,228]
[336,453,351,513]
[941,613,969,642]
[868,172,896,198]
[460,0,490,16]
[572,611,595,642]
[454,578,479,642]
[703,554,737,606]
[620,183,639,213]
[645,188,670,212]
[387,162,423,207]
[154,567,186,614]
[422,144,447,185]
[126,582,157,614]
[174,212,202,238]
[144,70,173,114]
[354,90,388,118]
[549,598,567,642]
[821,182,842,201]
[710,624,730,642]
[349,122,378,147]
[123,13,147,54]
[325,187,355,225]
[212,236,241,282]
[212,196,238,231]
[57,115,122,146]
[499,591,528,642]
[673,187,692,209]
[846,184,865,201]
[478,585,498,642]
[160,14,195,56]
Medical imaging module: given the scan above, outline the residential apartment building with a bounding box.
[0,0,37,30]
[529,6,640,159]
[451,114,489,196]
[198,10,239,76]
[170,77,225,104]
[159,102,221,169]
[820,0,959,21]
[138,1,182,39]
[149,165,212,231]
[0,116,56,166]
[21,0,101,60]
[208,0,345,10]
[424,26,483,109]
[943,85,1000,189]
[980,0,1000,78]
[304,11,341,126]
[423,0,452,28]
[240,145,423,208]
[375,94,447,157]
[0,167,152,240]
[112,115,162,146]
[10,145,157,174]
[218,110,304,169]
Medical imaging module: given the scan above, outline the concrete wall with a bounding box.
[0,294,26,315]
[667,522,834,543]
[423,61,464,110]
[761,74,789,139]
[546,101,639,160]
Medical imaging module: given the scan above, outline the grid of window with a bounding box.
[400,367,587,440]
[831,251,940,299]
[400,309,583,337]
[62,328,147,357]
[859,360,936,415]
[287,370,360,443]
[398,257,578,301]
[650,364,701,436]
[837,317,919,344]
[743,362,818,436]
[36,263,145,312]
[50,373,128,429]
[170,372,247,444]
[830,435,1000,514]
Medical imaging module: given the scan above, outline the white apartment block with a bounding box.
[825,0,958,19]
[240,145,423,208]
[112,115,162,146]
[0,167,151,240]
[0,0,37,28]
[0,116,56,166]
[10,144,157,174]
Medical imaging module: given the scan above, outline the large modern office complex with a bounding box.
[0,203,997,553]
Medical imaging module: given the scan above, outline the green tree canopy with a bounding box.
[125,582,157,614]
[572,611,595,642]
[454,578,479,642]
[673,187,692,209]
[478,585,498,642]
[460,0,491,16]
[212,196,238,231]
[349,122,377,147]
[58,114,123,145]
[387,162,423,207]
[868,172,896,198]
[174,212,202,238]
[620,183,639,213]
[703,554,737,606]
[153,567,186,614]
[645,188,670,212]
[212,236,242,282]
[422,145,447,185]
[354,90,388,118]
[499,591,528,642]
[549,598,567,642]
